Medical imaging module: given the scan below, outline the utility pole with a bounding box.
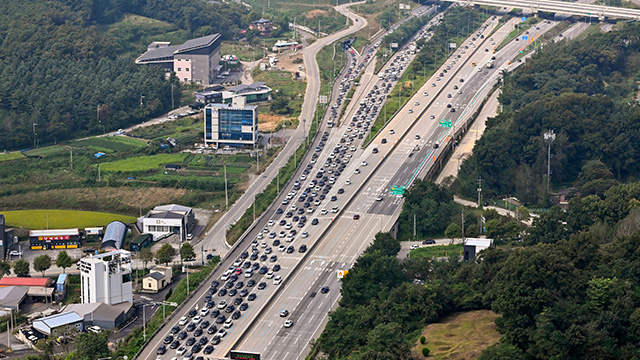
[544,130,556,197]
[253,196,256,223]
[461,210,465,241]
[70,147,73,170]
[98,164,101,182]
[413,214,416,239]
[224,165,228,209]
[277,170,280,194]
[477,178,483,207]
[33,122,37,148]
[171,84,175,109]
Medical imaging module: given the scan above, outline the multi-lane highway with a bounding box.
[450,0,640,19]
[137,6,566,360]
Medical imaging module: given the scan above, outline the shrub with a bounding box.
[420,335,426,344]
[422,347,430,357]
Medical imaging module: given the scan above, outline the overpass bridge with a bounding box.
[449,0,640,20]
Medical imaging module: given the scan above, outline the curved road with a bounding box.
[195,2,367,259]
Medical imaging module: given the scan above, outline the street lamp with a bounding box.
[142,303,154,341]
[544,130,556,197]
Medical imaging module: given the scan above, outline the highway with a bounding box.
[234,13,562,360]
[449,0,640,19]
[194,2,367,259]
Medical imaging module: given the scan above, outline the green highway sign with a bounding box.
[230,350,261,360]
[390,185,406,195]
[439,119,452,128]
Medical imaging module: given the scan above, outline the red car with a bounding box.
[353,214,360,220]
[235,268,243,275]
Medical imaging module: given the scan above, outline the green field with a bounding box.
[0,152,24,163]
[2,209,136,229]
[73,136,147,153]
[410,244,463,259]
[100,153,189,172]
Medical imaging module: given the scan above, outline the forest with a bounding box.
[0,0,250,150]
[454,22,640,206]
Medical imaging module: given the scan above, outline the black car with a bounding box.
[186,337,196,346]
[178,331,187,340]
[321,286,330,294]
[331,196,338,201]
[170,340,180,349]
[164,335,174,344]
[225,281,234,289]
[248,293,257,301]
[210,309,220,318]
[258,282,267,290]
[200,320,210,329]
[252,262,260,270]
[299,245,307,253]
[259,266,268,274]
[228,288,237,297]
[194,328,203,337]
[157,345,166,355]
[273,264,281,272]
[247,279,256,287]
[230,274,238,282]
[312,219,319,225]
[203,345,214,355]
[285,211,293,218]
[422,239,436,245]
[191,343,202,354]
[188,310,197,318]
[260,254,268,261]
[170,326,180,334]
[216,315,226,324]
[198,337,208,345]
[232,310,242,320]
[206,301,215,309]
[381,138,387,144]
[270,255,277,262]
[211,280,219,288]
[235,281,244,289]
[207,325,218,334]
[234,297,243,305]
[211,336,221,345]
[239,303,249,311]
[287,246,294,254]
[243,261,251,269]
[337,188,344,194]
[186,323,196,332]
[250,253,258,261]
[225,305,235,313]
[276,208,284,214]
[218,289,227,296]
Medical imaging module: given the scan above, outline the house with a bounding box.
[463,238,494,262]
[249,18,275,36]
[142,266,173,293]
[138,204,195,241]
[130,233,152,252]
[225,82,272,104]
[32,312,84,335]
[135,34,222,85]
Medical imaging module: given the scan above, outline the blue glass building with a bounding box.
[204,97,258,147]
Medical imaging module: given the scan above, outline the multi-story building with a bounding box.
[135,34,222,85]
[204,97,258,147]
[78,250,132,305]
[138,204,195,241]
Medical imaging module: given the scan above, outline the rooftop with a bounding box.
[136,34,221,64]
[33,312,82,331]
[30,228,79,237]
[0,277,50,287]
[153,204,193,213]
[251,18,272,24]
[229,82,270,93]
[144,272,165,280]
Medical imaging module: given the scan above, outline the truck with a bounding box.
[409,45,417,55]
[486,60,495,69]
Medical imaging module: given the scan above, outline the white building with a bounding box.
[138,204,195,241]
[78,250,133,305]
[463,238,494,262]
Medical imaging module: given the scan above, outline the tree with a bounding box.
[13,259,30,276]
[444,223,462,242]
[422,347,430,357]
[180,242,196,262]
[140,247,154,269]
[0,261,11,277]
[74,332,109,360]
[33,255,52,277]
[56,251,72,273]
[156,244,176,266]
[516,206,530,224]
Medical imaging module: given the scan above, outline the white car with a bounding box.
[178,316,188,326]
[354,169,360,174]
[266,271,275,279]
[217,300,227,309]
[268,220,275,227]
[199,308,209,317]
[331,206,339,213]
[176,347,187,356]
[375,196,383,201]
[361,161,367,166]
[278,245,286,252]
[274,275,282,285]
[233,259,242,267]
[346,179,351,185]
[284,320,294,328]
[192,316,202,324]
[224,319,233,328]
[301,232,309,238]
[221,273,230,281]
[410,245,420,250]
[320,209,328,215]
[218,328,227,338]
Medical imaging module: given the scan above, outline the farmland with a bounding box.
[2,209,137,229]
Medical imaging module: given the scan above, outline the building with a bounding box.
[272,40,299,52]
[0,215,16,260]
[78,250,133,305]
[204,97,258,148]
[225,82,272,104]
[64,302,132,330]
[55,274,68,302]
[130,233,152,252]
[135,34,222,85]
[463,238,494,262]
[139,204,195,241]
[0,286,28,311]
[85,227,104,242]
[32,312,84,335]
[29,228,81,250]
[142,265,173,293]
[0,276,55,302]
[249,18,275,36]
[101,221,127,251]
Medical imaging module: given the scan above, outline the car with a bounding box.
[232,310,242,320]
[258,282,267,290]
[186,337,196,346]
[218,328,227,338]
[225,305,235,313]
[188,310,197,318]
[207,325,218,335]
[353,214,360,220]
[273,264,281,272]
[320,286,330,294]
[203,346,214,355]
[410,244,420,250]
[284,320,294,328]
[354,169,360,174]
[375,196,383,201]
[248,293,257,301]
[184,353,193,360]
[179,316,188,326]
[177,347,187,356]
[191,344,202,354]
[422,239,436,245]
[270,255,277,262]
[381,138,387,144]
[434,142,439,149]
[164,335,175,345]
[299,245,307,253]
[157,345,167,355]
[372,148,378,154]
[178,330,187,340]
[194,328,203,337]
[215,315,226,324]
[186,323,196,332]
[210,336,221,345]
[171,325,181,334]
[415,135,421,140]
[279,309,289,317]
[239,302,249,311]
[198,337,208,346]
[217,300,227,309]
[274,275,283,285]
[224,318,233,328]
[199,308,209,317]
[276,208,284,214]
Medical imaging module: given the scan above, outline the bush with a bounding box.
[422,347,430,357]
[420,335,426,344]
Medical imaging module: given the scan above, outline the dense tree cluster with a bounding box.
[0,0,250,150]
[455,22,640,206]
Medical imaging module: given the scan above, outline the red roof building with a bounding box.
[0,277,51,287]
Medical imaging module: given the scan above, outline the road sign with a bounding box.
[522,35,528,40]
[337,270,349,279]
[390,185,406,195]
[390,42,399,49]
[439,119,452,128]
[449,43,457,49]
[230,350,261,360]
[521,16,527,21]
[318,95,328,104]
